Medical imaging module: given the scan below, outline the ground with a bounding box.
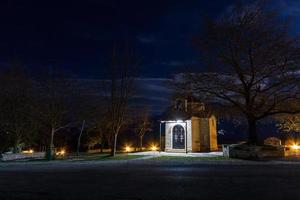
[1,156,300,200]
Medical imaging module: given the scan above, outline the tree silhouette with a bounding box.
[174,2,300,144]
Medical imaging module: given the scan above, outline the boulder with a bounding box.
[223,144,285,160]
[0,152,45,161]
[264,137,281,146]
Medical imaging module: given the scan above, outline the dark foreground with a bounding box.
[0,160,300,200]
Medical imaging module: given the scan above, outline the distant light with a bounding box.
[125,146,131,152]
[151,145,158,151]
[22,149,34,154]
[60,149,65,155]
[56,149,66,156]
[291,144,300,150]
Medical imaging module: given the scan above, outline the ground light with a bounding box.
[125,146,132,152]
[56,149,66,156]
[291,144,300,151]
[151,145,158,151]
[22,149,34,154]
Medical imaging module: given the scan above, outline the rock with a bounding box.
[223,144,285,160]
[264,137,281,146]
[0,152,45,161]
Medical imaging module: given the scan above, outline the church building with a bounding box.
[160,98,218,152]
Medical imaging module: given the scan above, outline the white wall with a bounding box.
[165,120,192,152]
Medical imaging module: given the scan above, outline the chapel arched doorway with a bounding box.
[172,124,185,149]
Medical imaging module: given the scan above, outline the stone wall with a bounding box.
[191,118,201,152]
[164,116,218,152]
[209,116,218,151]
[199,118,210,151]
[1,152,45,161]
[223,144,285,159]
[192,116,218,152]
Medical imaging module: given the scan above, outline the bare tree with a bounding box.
[174,2,300,144]
[85,102,109,154]
[132,107,152,151]
[92,115,109,153]
[277,115,300,133]
[0,65,37,153]
[36,69,73,159]
[276,101,300,133]
[70,81,104,156]
[76,120,85,156]
[103,47,139,156]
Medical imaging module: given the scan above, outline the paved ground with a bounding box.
[128,151,223,158]
[1,160,300,200]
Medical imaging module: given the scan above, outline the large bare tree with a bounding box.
[0,65,37,153]
[36,69,73,159]
[132,107,152,151]
[87,94,110,154]
[277,115,300,133]
[174,2,300,144]
[276,101,300,133]
[104,47,138,156]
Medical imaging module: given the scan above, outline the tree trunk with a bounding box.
[100,138,104,153]
[140,136,143,151]
[13,136,21,153]
[47,127,55,160]
[248,118,257,145]
[77,120,85,157]
[13,141,19,153]
[100,144,103,153]
[99,129,104,153]
[110,133,118,157]
[13,130,21,153]
[50,127,55,151]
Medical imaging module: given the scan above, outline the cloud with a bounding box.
[276,0,300,16]
[142,83,171,93]
[160,60,198,67]
[136,35,156,44]
[135,78,172,93]
[132,95,169,102]
[77,77,172,114]
[273,0,300,34]
[161,61,184,67]
[136,77,171,81]
[133,78,172,113]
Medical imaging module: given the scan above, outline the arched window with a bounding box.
[172,124,185,149]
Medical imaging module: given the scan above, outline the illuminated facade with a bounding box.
[160,98,218,152]
[162,116,217,152]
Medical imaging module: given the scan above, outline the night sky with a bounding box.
[0,0,299,113]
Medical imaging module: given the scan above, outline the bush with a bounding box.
[45,149,56,160]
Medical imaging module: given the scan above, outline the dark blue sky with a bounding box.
[1,0,299,113]
[0,0,299,78]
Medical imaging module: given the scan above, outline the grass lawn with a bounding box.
[0,153,145,163]
[72,153,145,161]
[150,156,230,161]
